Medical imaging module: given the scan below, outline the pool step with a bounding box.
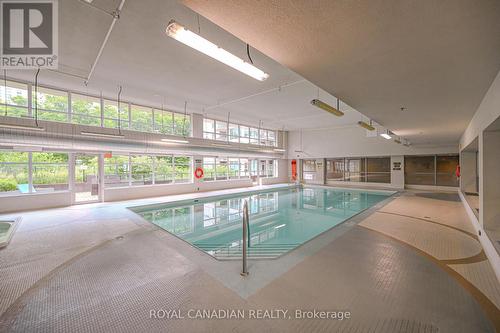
[195,243,300,260]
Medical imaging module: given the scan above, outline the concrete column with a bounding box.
[482,130,500,236]
[460,151,478,193]
[191,113,204,139]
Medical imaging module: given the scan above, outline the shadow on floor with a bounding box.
[415,192,461,202]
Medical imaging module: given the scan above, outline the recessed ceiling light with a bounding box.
[166,20,269,81]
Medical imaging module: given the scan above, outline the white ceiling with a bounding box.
[7,0,370,132]
[183,0,500,144]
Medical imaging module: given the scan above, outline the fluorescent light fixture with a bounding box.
[273,148,286,152]
[274,224,286,229]
[166,20,269,81]
[357,120,375,131]
[310,99,344,117]
[380,130,392,140]
[81,131,124,138]
[394,137,402,144]
[0,123,45,131]
[161,138,189,144]
[403,140,411,147]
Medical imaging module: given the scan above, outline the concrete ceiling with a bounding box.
[183,0,500,144]
[8,0,370,131]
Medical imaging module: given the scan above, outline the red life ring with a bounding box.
[456,165,460,178]
[194,167,204,179]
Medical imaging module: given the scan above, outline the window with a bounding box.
[174,156,191,183]
[216,157,228,180]
[250,127,259,145]
[32,152,69,191]
[366,157,391,183]
[326,157,391,183]
[33,87,68,122]
[268,131,276,146]
[229,123,239,142]
[0,80,29,117]
[404,154,459,186]
[436,155,459,187]
[104,155,130,188]
[239,158,249,178]
[302,160,317,181]
[405,155,435,185]
[154,155,173,184]
[173,113,190,136]
[228,158,239,179]
[259,129,268,146]
[153,109,174,135]
[0,151,69,195]
[71,93,101,126]
[103,99,129,129]
[131,155,153,185]
[240,126,250,144]
[203,118,215,139]
[0,152,29,195]
[130,104,153,132]
[203,157,216,181]
[215,120,227,141]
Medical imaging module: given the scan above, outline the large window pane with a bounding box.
[33,87,68,122]
[103,99,128,129]
[130,105,153,132]
[104,155,130,188]
[405,155,435,185]
[32,152,69,191]
[173,113,190,136]
[131,155,153,185]
[268,131,276,146]
[216,120,227,141]
[0,152,28,195]
[366,157,391,183]
[216,157,228,180]
[250,127,259,145]
[326,158,344,181]
[228,158,239,179]
[0,80,29,117]
[153,110,174,135]
[155,155,173,184]
[302,159,317,181]
[345,158,366,182]
[229,123,239,142]
[436,155,459,186]
[240,126,250,144]
[174,156,191,183]
[72,93,101,126]
[203,118,215,139]
[240,158,249,178]
[259,129,268,145]
[203,157,216,181]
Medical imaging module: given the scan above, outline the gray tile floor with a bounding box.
[0,186,497,332]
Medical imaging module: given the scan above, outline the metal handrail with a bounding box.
[241,200,249,276]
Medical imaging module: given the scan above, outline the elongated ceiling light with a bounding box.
[273,148,286,152]
[394,137,402,144]
[166,20,269,81]
[161,138,189,144]
[0,123,45,131]
[310,99,344,117]
[81,131,124,138]
[357,120,375,131]
[380,130,392,140]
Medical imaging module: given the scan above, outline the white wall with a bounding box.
[287,126,458,159]
[458,70,500,281]
[0,192,72,214]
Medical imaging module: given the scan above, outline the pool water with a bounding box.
[131,186,392,259]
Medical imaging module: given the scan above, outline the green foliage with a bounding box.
[0,179,17,192]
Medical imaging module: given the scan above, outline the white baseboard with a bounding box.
[458,191,500,282]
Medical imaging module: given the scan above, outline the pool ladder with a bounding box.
[241,200,250,276]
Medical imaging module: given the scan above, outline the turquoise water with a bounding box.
[131,186,391,259]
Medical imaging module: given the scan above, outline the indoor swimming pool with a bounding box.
[130,186,393,259]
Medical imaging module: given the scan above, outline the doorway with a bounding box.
[73,153,102,203]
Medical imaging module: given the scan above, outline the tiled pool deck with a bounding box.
[0,184,498,332]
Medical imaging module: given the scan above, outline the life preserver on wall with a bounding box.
[194,167,204,179]
[456,165,460,178]
[291,160,297,181]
